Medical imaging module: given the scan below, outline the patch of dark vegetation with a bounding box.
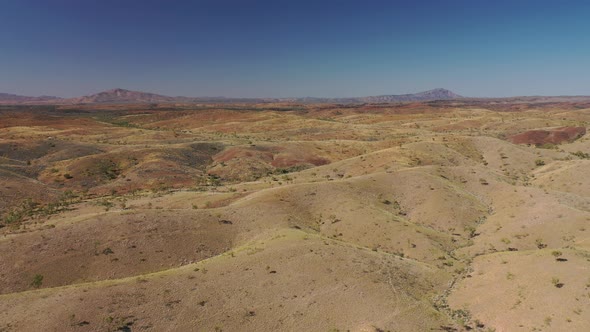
[535,239,547,249]
[571,151,590,159]
[551,277,564,288]
[95,159,121,180]
[30,274,43,288]
[173,142,225,169]
[0,141,59,162]
[116,323,132,332]
[1,190,79,226]
[272,164,311,175]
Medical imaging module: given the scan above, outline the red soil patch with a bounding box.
[508,127,586,145]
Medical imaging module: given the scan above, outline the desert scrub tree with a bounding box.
[552,250,568,262]
[551,277,564,288]
[96,198,114,211]
[571,151,590,159]
[95,159,120,180]
[31,274,44,288]
[535,238,547,249]
[465,225,477,238]
[450,308,472,328]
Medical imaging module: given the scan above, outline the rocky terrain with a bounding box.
[1,101,590,331]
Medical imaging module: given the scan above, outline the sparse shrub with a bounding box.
[571,151,590,159]
[551,277,564,288]
[3,209,25,224]
[96,159,120,180]
[97,199,114,211]
[535,238,547,249]
[544,316,552,326]
[393,249,405,257]
[535,159,545,166]
[465,225,477,238]
[31,274,44,288]
[450,308,472,327]
[443,260,454,267]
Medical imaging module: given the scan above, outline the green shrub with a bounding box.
[31,274,44,288]
[571,151,590,159]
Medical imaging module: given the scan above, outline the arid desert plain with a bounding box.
[2,99,590,332]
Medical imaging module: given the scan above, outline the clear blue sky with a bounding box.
[2,0,590,98]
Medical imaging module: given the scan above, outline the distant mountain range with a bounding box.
[0,88,463,105]
[6,88,590,105]
[285,88,462,104]
[72,88,177,104]
[0,93,62,104]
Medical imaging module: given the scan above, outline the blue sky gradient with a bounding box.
[2,0,590,98]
